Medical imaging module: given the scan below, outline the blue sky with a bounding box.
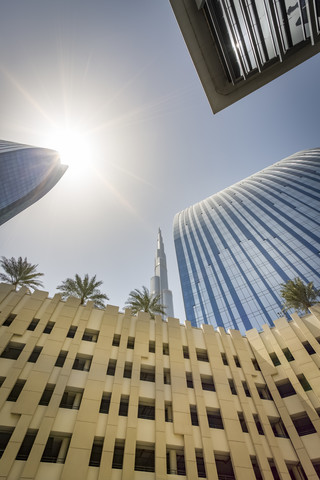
[1,1,320,321]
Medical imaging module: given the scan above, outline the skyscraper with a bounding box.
[150,228,174,318]
[0,140,67,226]
[174,148,320,333]
[169,0,320,113]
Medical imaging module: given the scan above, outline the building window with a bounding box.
[66,326,77,338]
[302,341,316,355]
[135,443,155,472]
[41,434,71,463]
[215,454,235,480]
[234,355,241,367]
[7,379,26,402]
[0,377,5,387]
[138,399,155,420]
[256,384,273,400]
[282,348,294,362]
[165,402,173,422]
[2,314,16,327]
[269,418,289,438]
[43,321,55,334]
[27,318,39,331]
[140,365,155,382]
[196,450,206,478]
[238,412,248,433]
[221,353,228,365]
[55,350,67,367]
[251,456,263,480]
[167,448,186,475]
[190,405,199,426]
[107,359,117,376]
[127,337,135,349]
[112,334,121,346]
[291,413,316,436]
[276,380,296,398]
[112,441,125,469]
[163,343,169,355]
[89,438,103,467]
[207,408,223,429]
[99,392,111,414]
[39,385,55,406]
[242,381,251,397]
[186,372,194,388]
[1,342,25,360]
[82,329,99,342]
[297,374,312,391]
[16,430,37,460]
[268,460,280,480]
[254,414,264,435]
[0,428,14,459]
[269,352,281,366]
[148,340,155,353]
[123,362,132,379]
[183,346,189,359]
[252,359,261,371]
[196,349,209,362]
[201,375,215,391]
[72,355,92,372]
[60,388,83,410]
[164,368,171,385]
[118,395,129,416]
[229,379,237,395]
[28,346,42,363]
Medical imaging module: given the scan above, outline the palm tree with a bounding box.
[0,256,44,291]
[57,274,109,308]
[125,286,166,319]
[280,277,320,314]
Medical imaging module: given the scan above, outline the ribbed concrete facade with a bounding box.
[0,283,320,480]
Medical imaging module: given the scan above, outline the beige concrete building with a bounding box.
[0,282,320,480]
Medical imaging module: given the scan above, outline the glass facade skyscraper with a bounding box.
[174,148,320,333]
[0,140,67,225]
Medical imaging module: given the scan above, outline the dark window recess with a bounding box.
[167,450,186,476]
[135,445,155,472]
[1,342,25,360]
[312,462,320,478]
[164,369,171,385]
[43,321,55,334]
[0,428,14,459]
[27,318,39,331]
[269,418,289,438]
[28,346,42,363]
[302,341,316,355]
[269,352,281,366]
[118,396,129,416]
[16,430,37,460]
[55,350,67,368]
[163,343,169,355]
[242,381,251,397]
[99,393,111,414]
[140,366,155,382]
[183,346,189,359]
[196,349,209,362]
[196,452,206,478]
[89,439,103,467]
[165,402,173,422]
[73,355,92,372]
[112,442,125,469]
[287,463,308,480]
[39,385,55,406]
[256,384,273,400]
[229,379,237,395]
[291,414,316,436]
[0,377,5,387]
[234,355,241,367]
[282,347,294,362]
[41,435,70,463]
[82,329,99,342]
[251,457,263,480]
[252,359,261,371]
[238,412,248,433]
[2,314,16,327]
[112,334,121,346]
[60,389,83,410]
[186,372,194,388]
[138,401,155,420]
[276,381,296,398]
[67,326,77,338]
[215,455,235,480]
[207,409,223,429]
[123,362,132,379]
[254,414,264,435]
[148,340,155,353]
[221,353,228,365]
[127,337,135,349]
[269,460,280,480]
[107,359,117,376]
[201,375,215,392]
[316,337,320,345]
[297,374,312,391]
[7,379,26,402]
[190,405,199,426]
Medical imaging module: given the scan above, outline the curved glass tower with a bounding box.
[0,140,67,225]
[174,149,320,333]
